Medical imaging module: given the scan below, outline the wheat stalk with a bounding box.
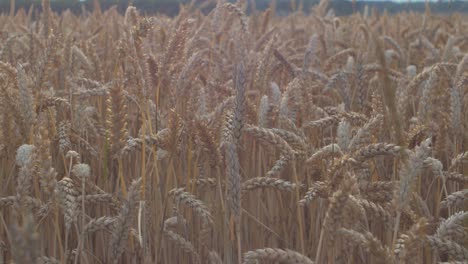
[243,248,314,264]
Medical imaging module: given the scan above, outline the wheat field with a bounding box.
[0,0,467,263]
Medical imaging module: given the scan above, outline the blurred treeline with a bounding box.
[0,0,467,16]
